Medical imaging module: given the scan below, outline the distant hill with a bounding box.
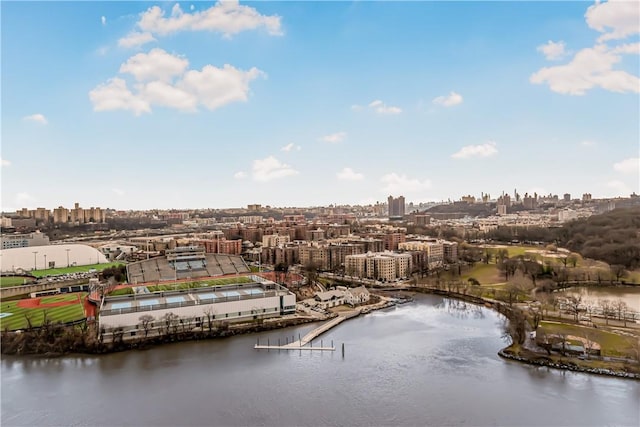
[425,202,495,217]
[558,207,640,270]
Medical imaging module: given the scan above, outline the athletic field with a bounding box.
[0,293,87,331]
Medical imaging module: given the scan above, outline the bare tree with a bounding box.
[565,295,583,323]
[203,308,214,333]
[598,299,612,325]
[610,265,628,283]
[139,314,154,339]
[162,312,178,336]
[582,329,596,359]
[612,299,628,327]
[529,306,542,330]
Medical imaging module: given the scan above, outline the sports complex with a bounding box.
[1,247,296,337]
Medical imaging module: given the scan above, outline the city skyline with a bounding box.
[2,1,639,211]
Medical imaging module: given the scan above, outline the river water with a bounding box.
[2,295,639,426]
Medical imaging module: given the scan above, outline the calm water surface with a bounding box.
[2,295,639,427]
[557,286,640,312]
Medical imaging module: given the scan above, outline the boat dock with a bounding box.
[255,312,357,352]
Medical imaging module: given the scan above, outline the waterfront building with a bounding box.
[345,251,412,282]
[98,275,296,341]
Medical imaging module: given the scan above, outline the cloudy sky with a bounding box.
[2,0,638,210]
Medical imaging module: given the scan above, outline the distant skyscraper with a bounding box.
[388,195,405,219]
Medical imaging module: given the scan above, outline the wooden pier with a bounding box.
[254,313,356,352]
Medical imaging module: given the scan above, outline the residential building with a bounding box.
[388,195,405,219]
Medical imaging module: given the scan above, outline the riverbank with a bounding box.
[407,286,640,380]
[499,345,640,380]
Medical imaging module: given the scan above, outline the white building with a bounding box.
[345,251,412,282]
[262,234,291,247]
[0,243,107,272]
[98,276,295,340]
[399,239,445,268]
[1,231,50,250]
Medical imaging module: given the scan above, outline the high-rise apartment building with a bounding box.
[387,195,405,219]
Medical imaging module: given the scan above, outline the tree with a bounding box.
[568,255,578,268]
[612,299,628,327]
[565,295,582,323]
[598,299,612,325]
[139,314,154,339]
[501,309,527,345]
[529,306,542,330]
[610,265,628,283]
[467,277,481,287]
[303,262,319,286]
[162,312,178,336]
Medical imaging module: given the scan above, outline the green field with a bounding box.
[0,293,86,331]
[539,321,637,358]
[461,263,504,285]
[145,276,254,293]
[0,276,35,288]
[31,262,123,278]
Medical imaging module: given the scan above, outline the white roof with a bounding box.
[0,244,109,273]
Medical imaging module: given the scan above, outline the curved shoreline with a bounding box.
[406,286,640,381]
[498,348,640,380]
[2,287,639,382]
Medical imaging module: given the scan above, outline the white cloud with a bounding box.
[613,157,640,174]
[537,40,567,60]
[120,48,189,82]
[368,100,402,115]
[281,143,300,152]
[1,158,11,167]
[432,91,463,107]
[337,167,364,181]
[530,43,640,95]
[112,188,125,196]
[585,0,640,42]
[178,64,264,110]
[233,171,246,179]
[612,42,640,55]
[451,141,498,159]
[101,16,106,26]
[139,80,197,111]
[135,1,283,38]
[380,172,432,194]
[532,1,640,96]
[118,31,157,48]
[252,156,298,182]
[23,114,48,125]
[580,140,597,147]
[89,78,152,116]
[350,104,363,112]
[90,49,264,114]
[319,132,347,143]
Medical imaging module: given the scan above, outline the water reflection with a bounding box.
[438,298,486,320]
[1,295,638,427]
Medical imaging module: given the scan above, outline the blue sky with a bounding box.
[2,0,638,210]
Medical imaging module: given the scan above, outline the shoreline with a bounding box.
[3,288,639,381]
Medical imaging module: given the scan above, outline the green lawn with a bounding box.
[0,276,35,288]
[0,293,86,331]
[31,262,123,278]
[145,276,254,293]
[539,321,637,358]
[461,263,503,285]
